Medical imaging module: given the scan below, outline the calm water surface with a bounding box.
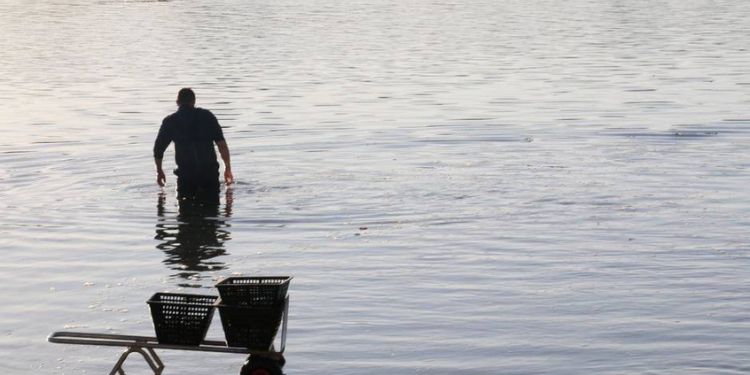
[1,0,749,374]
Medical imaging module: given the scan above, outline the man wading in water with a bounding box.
[154,88,234,199]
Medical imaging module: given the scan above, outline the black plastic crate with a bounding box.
[215,276,292,306]
[217,302,284,350]
[147,293,218,346]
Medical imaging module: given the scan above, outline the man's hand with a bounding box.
[224,168,234,185]
[155,158,166,186]
[157,169,166,186]
[216,140,233,185]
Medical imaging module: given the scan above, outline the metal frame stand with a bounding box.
[109,346,164,375]
[49,297,289,375]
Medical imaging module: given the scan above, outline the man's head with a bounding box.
[176,88,196,108]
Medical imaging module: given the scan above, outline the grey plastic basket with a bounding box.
[147,293,218,346]
[215,276,292,306]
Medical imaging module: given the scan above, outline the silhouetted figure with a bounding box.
[155,190,233,285]
[154,88,234,199]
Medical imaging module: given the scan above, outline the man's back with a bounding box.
[154,107,225,179]
[153,88,233,197]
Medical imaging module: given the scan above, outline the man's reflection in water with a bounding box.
[155,189,233,286]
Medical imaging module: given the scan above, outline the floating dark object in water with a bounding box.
[612,130,720,139]
[673,131,719,137]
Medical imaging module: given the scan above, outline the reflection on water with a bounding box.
[154,189,233,286]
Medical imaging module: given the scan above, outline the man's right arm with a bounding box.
[153,120,171,186]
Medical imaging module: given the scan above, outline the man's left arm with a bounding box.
[208,111,233,185]
[217,140,233,185]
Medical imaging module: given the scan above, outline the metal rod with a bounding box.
[280,296,289,353]
[133,347,163,374]
[146,347,164,371]
[109,348,134,375]
[48,331,277,354]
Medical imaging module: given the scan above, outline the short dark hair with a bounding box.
[177,88,196,104]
